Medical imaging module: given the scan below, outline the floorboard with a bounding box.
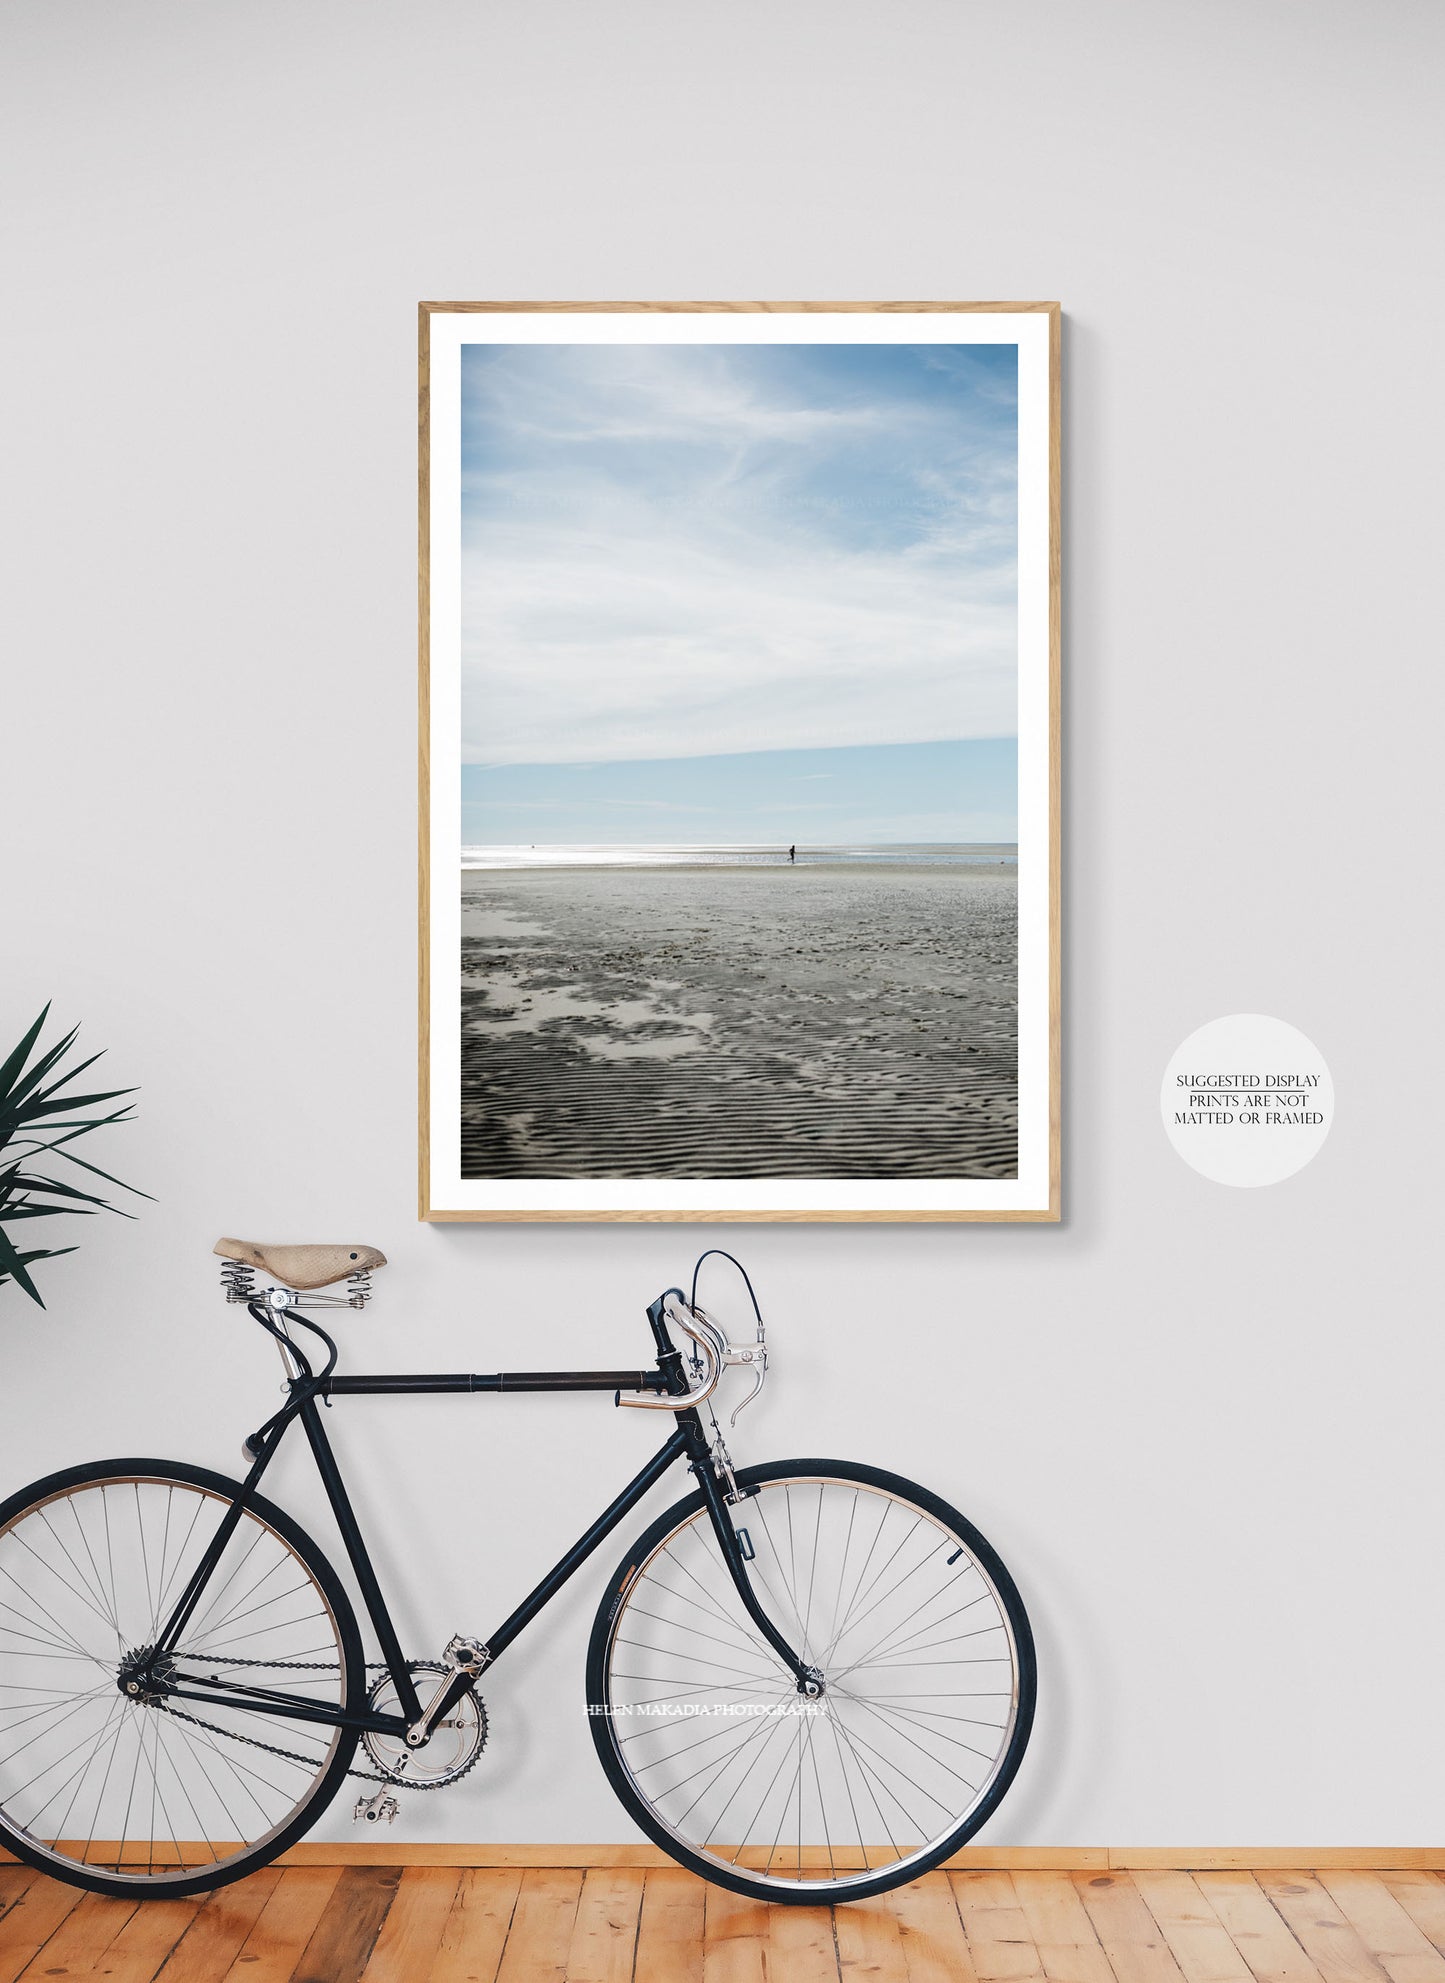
[1379,1880,1445,1962]
[153,1871,282,1983]
[1255,1873,1392,1983]
[701,1884,769,1983]
[891,1870,977,1983]
[0,1864,1432,1981]
[12,1888,137,1980]
[428,1867,521,1983]
[290,1864,401,1983]
[0,1869,83,1983]
[1132,1869,1257,1983]
[1319,1871,1445,1983]
[493,1867,582,1983]
[953,1868,1049,1981]
[221,1865,343,1983]
[359,1867,459,1982]
[635,1867,706,1983]
[1191,1872,1324,1983]
[767,1892,840,1983]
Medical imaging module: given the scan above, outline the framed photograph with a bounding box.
[420,302,1060,1221]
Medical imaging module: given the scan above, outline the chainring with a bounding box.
[362,1661,488,1788]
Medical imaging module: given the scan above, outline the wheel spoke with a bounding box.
[821,1521,933,1665]
[611,1639,779,1684]
[0,1566,113,1673]
[49,1697,126,1848]
[677,1687,796,1834]
[189,1556,297,1648]
[77,1700,131,1862]
[6,1697,122,1807]
[0,1685,112,1764]
[837,1684,995,1770]
[620,1603,768,1663]
[829,1578,992,1682]
[151,1495,208,1630]
[750,1503,821,1664]
[657,1546,772,1654]
[719,1706,803,1863]
[826,1705,907,1857]
[151,1712,221,1864]
[35,1509,122,1642]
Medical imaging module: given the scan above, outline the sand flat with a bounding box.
[460,865,1017,1180]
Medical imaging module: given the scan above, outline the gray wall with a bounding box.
[3,1,1441,1845]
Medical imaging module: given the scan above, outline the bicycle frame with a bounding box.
[149,1294,811,1747]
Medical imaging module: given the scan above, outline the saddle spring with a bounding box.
[220,1260,257,1303]
[218,1260,374,1309]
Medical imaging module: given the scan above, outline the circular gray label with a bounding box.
[1161,1014,1333,1187]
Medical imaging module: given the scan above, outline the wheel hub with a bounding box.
[117,1645,177,1706]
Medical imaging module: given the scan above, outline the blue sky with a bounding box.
[460,341,1017,840]
[462,738,1016,847]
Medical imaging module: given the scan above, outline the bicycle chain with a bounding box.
[155,1655,484,1790]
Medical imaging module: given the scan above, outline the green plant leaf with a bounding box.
[21,1050,122,1116]
[0,1204,97,1221]
[23,1137,152,1197]
[6,1086,138,1126]
[0,1006,51,1100]
[0,1224,47,1305]
[2,1032,87,1114]
[20,1141,153,1200]
[4,1173,112,1207]
[17,1106,138,1141]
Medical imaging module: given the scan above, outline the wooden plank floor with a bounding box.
[4,1864,1445,1983]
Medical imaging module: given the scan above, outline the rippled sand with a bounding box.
[460,866,1017,1179]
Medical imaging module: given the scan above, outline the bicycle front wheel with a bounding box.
[587,1458,1035,1904]
[0,1459,363,1898]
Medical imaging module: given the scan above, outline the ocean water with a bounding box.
[461,842,1018,871]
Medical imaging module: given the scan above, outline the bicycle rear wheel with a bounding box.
[0,1459,362,1897]
[587,1458,1035,1903]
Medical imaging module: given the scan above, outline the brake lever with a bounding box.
[728,1359,766,1427]
[688,1302,769,1427]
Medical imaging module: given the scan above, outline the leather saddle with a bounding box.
[214,1237,387,1291]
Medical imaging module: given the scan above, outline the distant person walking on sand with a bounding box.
[788,844,796,864]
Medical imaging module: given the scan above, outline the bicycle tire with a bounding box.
[586,1457,1035,1904]
[0,1458,364,1898]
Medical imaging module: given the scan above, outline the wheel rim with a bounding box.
[599,1474,1024,1893]
[0,1475,349,1885]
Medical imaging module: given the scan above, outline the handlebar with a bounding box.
[619,1293,768,1423]
[618,1296,725,1412]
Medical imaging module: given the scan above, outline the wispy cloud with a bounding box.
[460,342,1017,766]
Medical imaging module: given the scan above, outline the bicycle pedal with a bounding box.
[354,1789,400,1826]
[443,1634,489,1675]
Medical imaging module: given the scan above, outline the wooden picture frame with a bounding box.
[421,303,1060,1221]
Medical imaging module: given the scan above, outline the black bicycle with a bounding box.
[0,1240,1035,1904]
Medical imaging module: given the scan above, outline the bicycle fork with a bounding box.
[680,1412,824,1698]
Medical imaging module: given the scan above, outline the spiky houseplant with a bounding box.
[0,1006,149,1307]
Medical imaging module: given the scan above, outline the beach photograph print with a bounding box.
[422,305,1059,1219]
